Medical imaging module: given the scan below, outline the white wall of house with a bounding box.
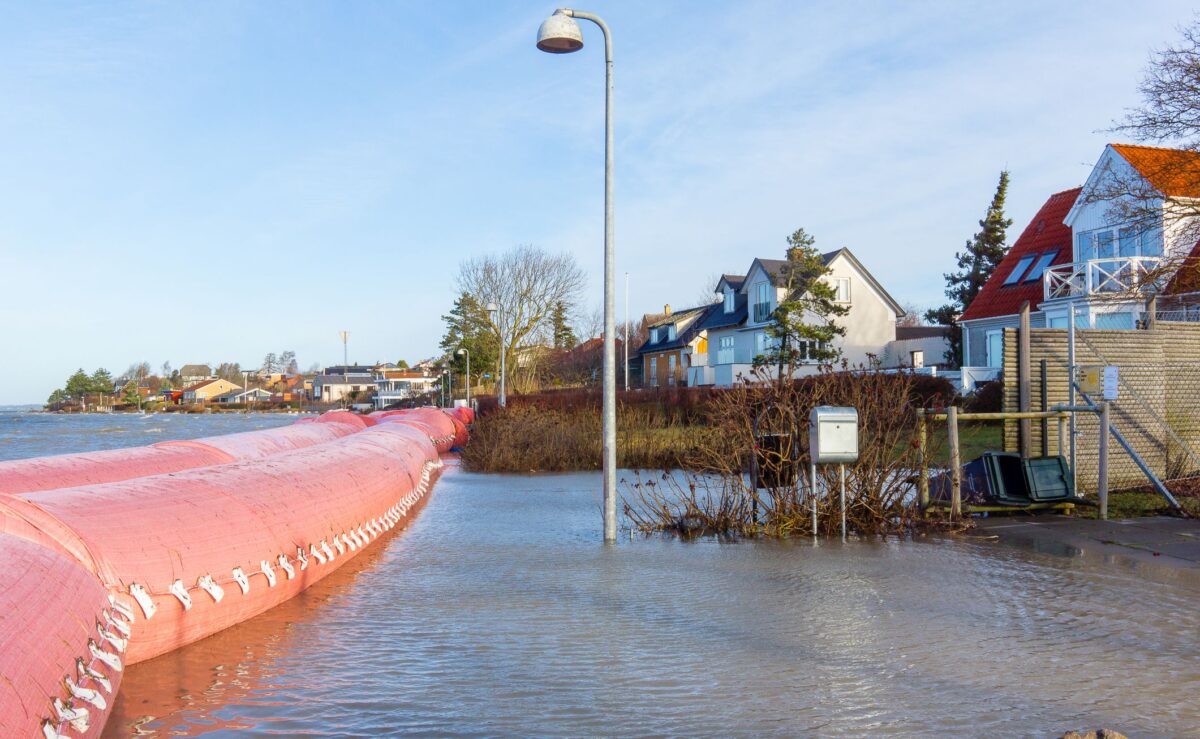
[882,336,952,368]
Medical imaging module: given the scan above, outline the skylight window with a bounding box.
[1002,256,1036,286]
[1022,251,1058,283]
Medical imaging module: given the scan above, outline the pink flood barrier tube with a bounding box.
[0,408,465,738]
[0,414,363,496]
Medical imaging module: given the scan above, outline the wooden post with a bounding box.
[948,405,962,520]
[1147,295,1157,329]
[1018,301,1032,458]
[917,408,929,511]
[1039,358,1049,457]
[1099,400,1110,520]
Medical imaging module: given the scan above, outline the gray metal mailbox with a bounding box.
[809,406,859,464]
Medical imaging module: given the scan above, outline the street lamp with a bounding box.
[457,347,470,405]
[537,8,617,543]
[485,301,506,408]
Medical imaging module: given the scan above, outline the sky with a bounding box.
[0,1,1195,404]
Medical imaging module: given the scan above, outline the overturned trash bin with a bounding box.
[932,452,1074,508]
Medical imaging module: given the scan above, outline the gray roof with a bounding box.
[695,294,748,332]
[896,325,951,340]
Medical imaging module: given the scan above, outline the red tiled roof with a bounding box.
[958,187,1082,322]
[1111,144,1200,198]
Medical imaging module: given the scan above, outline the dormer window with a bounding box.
[650,328,659,343]
[667,325,676,341]
[723,287,734,313]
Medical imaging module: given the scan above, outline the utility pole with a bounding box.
[625,271,630,391]
[339,330,350,371]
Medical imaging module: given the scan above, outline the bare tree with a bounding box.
[897,302,926,327]
[574,303,603,341]
[457,245,586,386]
[693,272,724,306]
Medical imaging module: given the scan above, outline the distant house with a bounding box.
[212,387,272,404]
[373,370,439,409]
[179,364,213,385]
[638,304,717,387]
[690,248,905,387]
[313,369,375,404]
[181,378,241,403]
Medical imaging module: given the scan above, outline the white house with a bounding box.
[958,143,1200,370]
[689,247,907,387]
[312,370,375,404]
[373,370,439,409]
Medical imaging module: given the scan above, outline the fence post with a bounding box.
[810,461,818,539]
[917,409,929,512]
[1099,400,1110,520]
[948,405,962,520]
[1040,359,1049,457]
[1018,301,1032,458]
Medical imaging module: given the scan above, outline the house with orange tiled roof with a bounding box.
[958,143,1200,370]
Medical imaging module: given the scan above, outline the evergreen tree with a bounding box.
[88,367,114,393]
[551,300,577,350]
[396,359,410,369]
[758,228,849,381]
[440,292,499,386]
[927,171,1013,367]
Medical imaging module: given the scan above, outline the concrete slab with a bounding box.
[974,515,1200,569]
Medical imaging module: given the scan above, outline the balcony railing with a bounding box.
[1042,257,1164,301]
[752,302,772,322]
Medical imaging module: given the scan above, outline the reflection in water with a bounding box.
[105,468,1200,737]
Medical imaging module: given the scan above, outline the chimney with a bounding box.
[664,303,672,316]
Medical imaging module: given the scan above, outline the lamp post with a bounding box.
[537,8,617,543]
[457,347,470,405]
[485,301,506,408]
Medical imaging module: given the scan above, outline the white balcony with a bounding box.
[1043,257,1164,301]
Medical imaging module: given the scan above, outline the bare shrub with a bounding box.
[624,364,939,538]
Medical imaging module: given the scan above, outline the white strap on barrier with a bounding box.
[97,625,127,654]
[357,525,369,543]
[311,543,327,565]
[76,658,111,694]
[41,720,62,739]
[232,567,250,594]
[168,579,193,611]
[128,583,157,620]
[297,547,309,570]
[65,676,107,710]
[322,539,335,560]
[341,533,355,552]
[277,554,295,580]
[198,574,224,603]
[260,559,277,587]
[104,610,132,638]
[109,597,135,623]
[334,536,346,555]
[89,640,122,672]
[52,698,89,733]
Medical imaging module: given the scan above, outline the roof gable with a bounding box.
[959,187,1081,322]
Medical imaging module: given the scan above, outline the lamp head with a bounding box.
[485,302,499,314]
[456,348,467,356]
[537,9,583,54]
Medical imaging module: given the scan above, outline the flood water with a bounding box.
[4,413,1198,736]
[105,469,1200,737]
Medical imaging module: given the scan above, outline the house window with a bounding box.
[649,357,658,387]
[832,277,851,303]
[717,336,735,365]
[1022,251,1058,283]
[1003,255,1036,285]
[985,329,1003,368]
[753,281,771,322]
[723,287,734,313]
[1078,226,1162,260]
[668,355,677,385]
[755,331,767,357]
[797,340,826,362]
[649,328,659,343]
[667,325,676,341]
[911,350,925,368]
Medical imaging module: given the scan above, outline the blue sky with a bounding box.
[0,1,1194,404]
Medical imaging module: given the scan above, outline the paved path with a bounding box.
[976,515,1200,568]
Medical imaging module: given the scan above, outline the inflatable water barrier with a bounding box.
[0,407,471,738]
